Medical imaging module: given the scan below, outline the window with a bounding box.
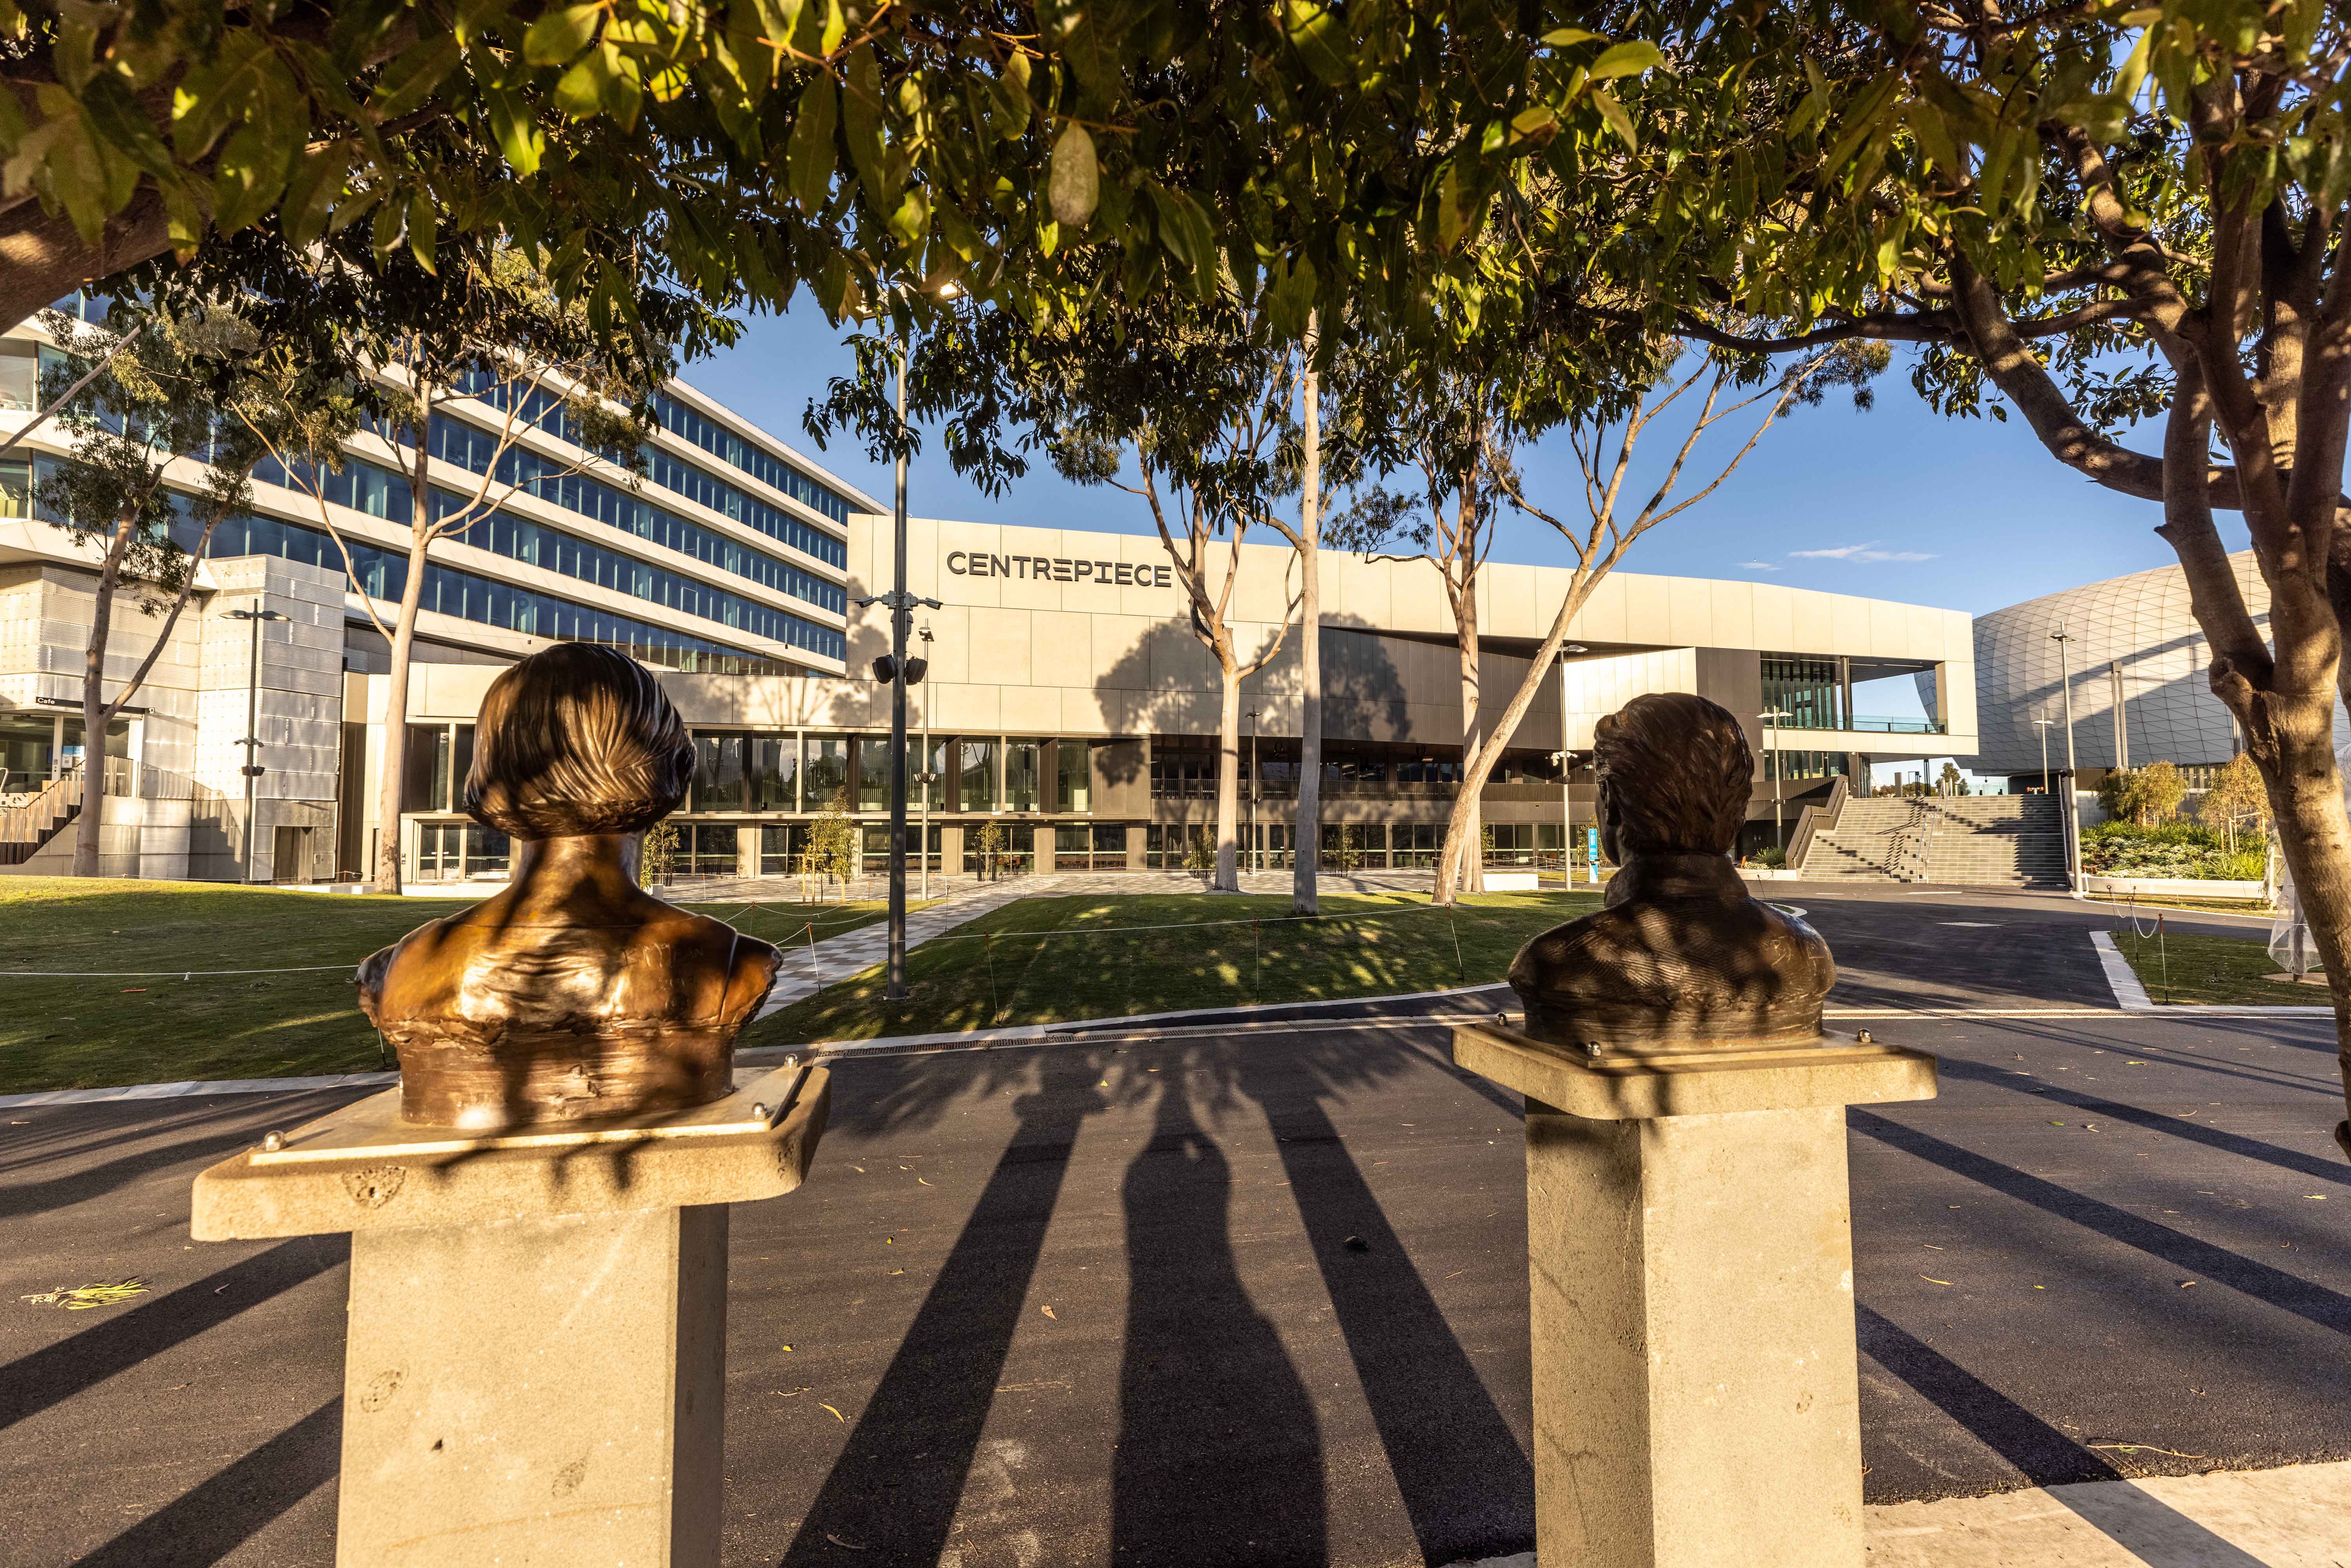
[1389,823,1445,867]
[958,739,998,812]
[856,735,891,812]
[402,723,473,813]
[1763,749,1849,782]
[1005,740,1042,812]
[803,735,848,808]
[415,822,462,880]
[1485,823,1538,865]
[464,824,511,876]
[915,737,949,810]
[1762,655,1844,731]
[751,735,799,811]
[694,733,746,811]
[685,823,739,875]
[1056,740,1091,812]
[1395,757,1461,785]
[0,344,36,411]
[759,822,806,874]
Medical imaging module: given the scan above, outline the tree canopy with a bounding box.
[0,2,1669,345]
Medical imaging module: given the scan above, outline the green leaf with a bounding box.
[1541,27,1601,47]
[1049,121,1098,227]
[210,122,290,234]
[485,89,545,178]
[1586,41,1665,81]
[785,73,838,212]
[281,141,353,247]
[842,45,892,206]
[1284,1,1353,85]
[554,52,609,117]
[525,4,603,65]
[372,33,462,119]
[1589,86,1636,150]
[408,186,438,272]
[819,0,846,55]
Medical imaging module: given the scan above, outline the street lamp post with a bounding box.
[1245,706,1259,875]
[2033,718,2055,795]
[2052,623,2082,897]
[917,623,934,901]
[1555,643,1588,884]
[226,605,289,885]
[1760,708,1793,856]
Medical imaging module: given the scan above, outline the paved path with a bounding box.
[5,1002,2347,1567]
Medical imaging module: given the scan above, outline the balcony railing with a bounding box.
[1847,716,1945,734]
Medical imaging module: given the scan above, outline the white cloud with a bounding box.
[1788,540,1936,563]
[1736,559,1781,571]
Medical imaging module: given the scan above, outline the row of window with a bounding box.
[186,508,805,678]
[418,416,847,611]
[236,451,846,662]
[688,732,1099,815]
[445,370,854,563]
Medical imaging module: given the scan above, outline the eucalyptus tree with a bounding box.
[34,298,356,876]
[1326,353,1518,896]
[1571,0,2351,1149]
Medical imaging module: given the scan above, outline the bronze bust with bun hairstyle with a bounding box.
[357,644,782,1129]
[1509,692,1834,1049]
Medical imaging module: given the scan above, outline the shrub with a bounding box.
[1755,844,1788,868]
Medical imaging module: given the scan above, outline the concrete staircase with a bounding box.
[0,773,80,867]
[1796,794,2066,887]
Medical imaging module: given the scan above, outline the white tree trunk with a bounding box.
[1292,340,1322,914]
[374,413,435,895]
[70,518,134,877]
[1214,661,1241,892]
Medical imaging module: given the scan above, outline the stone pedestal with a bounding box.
[192,1062,830,1568]
[1453,1022,1935,1568]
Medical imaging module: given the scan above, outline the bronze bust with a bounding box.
[358,645,782,1128]
[1510,692,1833,1049]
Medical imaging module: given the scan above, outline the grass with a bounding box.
[753,888,1605,1045]
[2111,925,2327,1006]
[0,876,904,1093]
[2085,892,2277,916]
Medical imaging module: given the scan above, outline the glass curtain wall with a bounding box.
[694,734,746,811]
[958,739,998,812]
[1005,740,1042,812]
[1762,655,1843,731]
[804,735,849,809]
[751,735,799,811]
[855,737,891,812]
[1056,741,1091,812]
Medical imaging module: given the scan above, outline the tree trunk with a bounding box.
[374,401,435,894]
[71,515,136,876]
[1452,583,1483,898]
[1214,661,1242,892]
[1292,337,1323,914]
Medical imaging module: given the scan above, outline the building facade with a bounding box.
[0,321,1979,882]
[1973,550,2349,791]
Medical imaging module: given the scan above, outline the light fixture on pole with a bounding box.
[226,605,290,884]
[1759,708,1793,855]
[2032,717,2055,794]
[2051,622,2081,897]
[1555,644,1588,883]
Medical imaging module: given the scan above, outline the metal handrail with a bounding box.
[1785,775,1849,871]
[0,767,83,847]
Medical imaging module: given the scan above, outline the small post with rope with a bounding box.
[984,931,1001,1023]
[804,921,821,989]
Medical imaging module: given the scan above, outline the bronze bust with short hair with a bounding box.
[1509,692,1834,1048]
[358,645,782,1128]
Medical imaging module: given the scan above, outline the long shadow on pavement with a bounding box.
[70,1396,341,1568]
[0,1237,347,1432]
[1237,1055,1536,1564]
[1111,1081,1325,1565]
[776,1051,1108,1566]
[1858,1308,2269,1568]
[1850,1110,2351,1333]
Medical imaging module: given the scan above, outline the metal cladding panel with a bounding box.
[1972,549,2346,773]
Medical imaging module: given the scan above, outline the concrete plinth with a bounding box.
[192,1062,830,1567]
[1453,1023,1935,1568]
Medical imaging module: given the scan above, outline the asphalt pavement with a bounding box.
[4,887,2347,1568]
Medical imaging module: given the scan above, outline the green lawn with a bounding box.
[0,877,900,1093]
[2112,926,2328,1006]
[752,889,1603,1045]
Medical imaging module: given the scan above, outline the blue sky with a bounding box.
[685,309,2233,784]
